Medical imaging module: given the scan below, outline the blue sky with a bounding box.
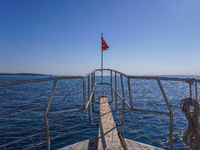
[0,0,199,75]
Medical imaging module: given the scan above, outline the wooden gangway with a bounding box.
[59,97,164,150]
[98,96,122,150]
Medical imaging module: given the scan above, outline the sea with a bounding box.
[0,75,200,150]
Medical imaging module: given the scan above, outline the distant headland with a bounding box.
[0,73,51,76]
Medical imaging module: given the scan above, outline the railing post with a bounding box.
[83,77,86,108]
[93,71,96,86]
[111,70,114,103]
[195,81,198,101]
[45,79,57,150]
[89,99,92,125]
[88,75,90,100]
[189,79,192,97]
[157,79,173,150]
[120,74,125,125]
[92,72,95,112]
[93,71,96,103]
[101,69,103,83]
[114,71,117,112]
[92,71,99,113]
[128,77,133,109]
[88,74,91,124]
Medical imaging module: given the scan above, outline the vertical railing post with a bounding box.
[88,75,90,100]
[89,72,98,126]
[121,74,125,125]
[89,101,91,124]
[93,71,96,103]
[128,77,133,109]
[94,71,96,86]
[88,74,92,124]
[92,71,99,114]
[92,72,95,112]
[45,79,57,150]
[195,81,198,101]
[157,79,173,150]
[111,70,114,103]
[83,77,86,108]
[88,74,91,124]
[114,71,118,112]
[101,69,103,83]
[189,79,192,97]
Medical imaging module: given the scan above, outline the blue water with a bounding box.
[0,75,199,150]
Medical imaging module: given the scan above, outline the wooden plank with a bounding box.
[58,138,164,150]
[98,97,123,150]
[125,139,164,150]
[58,137,98,150]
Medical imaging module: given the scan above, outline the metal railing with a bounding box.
[87,69,200,149]
[0,69,199,149]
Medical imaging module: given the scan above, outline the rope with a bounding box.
[180,97,200,150]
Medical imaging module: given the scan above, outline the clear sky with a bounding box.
[0,0,199,75]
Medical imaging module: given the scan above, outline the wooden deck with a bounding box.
[58,138,98,150]
[58,138,164,150]
[59,96,164,150]
[98,96,122,150]
[125,139,163,150]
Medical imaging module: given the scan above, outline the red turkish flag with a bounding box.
[102,37,109,51]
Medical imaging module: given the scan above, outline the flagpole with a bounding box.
[101,33,103,83]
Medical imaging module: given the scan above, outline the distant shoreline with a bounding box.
[0,73,51,76]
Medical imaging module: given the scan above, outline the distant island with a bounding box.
[0,73,52,76]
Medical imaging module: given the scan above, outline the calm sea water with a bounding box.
[0,75,199,150]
